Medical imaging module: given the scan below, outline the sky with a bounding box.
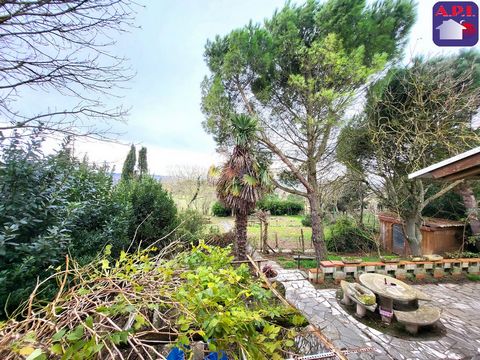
[32,0,480,175]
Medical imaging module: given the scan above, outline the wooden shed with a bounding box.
[378,212,464,255]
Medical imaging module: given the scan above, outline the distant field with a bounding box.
[209,215,313,250]
[209,212,380,251]
[247,215,313,250]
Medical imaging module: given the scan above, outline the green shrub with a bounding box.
[211,201,231,217]
[257,195,304,215]
[0,136,130,316]
[115,176,178,250]
[175,209,208,243]
[325,216,376,253]
[301,214,312,227]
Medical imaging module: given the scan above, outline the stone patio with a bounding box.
[271,262,480,359]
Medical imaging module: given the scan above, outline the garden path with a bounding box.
[268,260,480,359]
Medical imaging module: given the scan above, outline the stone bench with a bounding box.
[394,305,441,335]
[340,280,377,318]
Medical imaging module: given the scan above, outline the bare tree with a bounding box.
[0,0,140,140]
[165,166,216,215]
[339,55,480,255]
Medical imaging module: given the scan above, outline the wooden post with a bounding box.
[275,232,279,249]
[301,228,305,254]
[259,221,263,252]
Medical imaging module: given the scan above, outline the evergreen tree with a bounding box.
[121,144,136,181]
[138,146,148,177]
[202,0,416,261]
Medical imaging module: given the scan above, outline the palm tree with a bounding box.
[213,114,270,260]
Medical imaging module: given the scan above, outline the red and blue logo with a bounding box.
[433,1,478,47]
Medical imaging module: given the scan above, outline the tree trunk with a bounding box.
[405,216,422,256]
[358,186,365,227]
[262,221,269,254]
[308,194,328,261]
[456,183,480,251]
[235,212,248,260]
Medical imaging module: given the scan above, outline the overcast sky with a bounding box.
[41,0,478,175]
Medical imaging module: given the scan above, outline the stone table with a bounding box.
[359,273,419,323]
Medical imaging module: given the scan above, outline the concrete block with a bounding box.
[375,269,387,275]
[433,268,444,278]
[414,268,426,280]
[385,264,398,271]
[405,264,416,271]
[365,265,376,272]
[344,266,358,273]
[424,263,434,270]
[395,269,407,280]
[452,266,462,276]
[443,262,451,269]
[308,269,325,283]
[468,266,479,275]
[333,271,346,284]
[321,265,334,274]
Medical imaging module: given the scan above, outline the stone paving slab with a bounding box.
[268,260,480,360]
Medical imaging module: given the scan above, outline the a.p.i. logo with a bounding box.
[433,1,478,46]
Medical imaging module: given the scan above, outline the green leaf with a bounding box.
[50,343,63,355]
[66,325,84,342]
[26,349,46,360]
[104,244,112,256]
[285,339,294,347]
[85,316,94,329]
[100,259,110,270]
[52,329,67,342]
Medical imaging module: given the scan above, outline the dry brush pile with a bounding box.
[0,242,309,359]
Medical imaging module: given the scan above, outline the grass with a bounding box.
[275,254,387,270]
[326,254,383,262]
[210,212,380,250]
[247,215,312,249]
[276,256,317,269]
[467,273,480,281]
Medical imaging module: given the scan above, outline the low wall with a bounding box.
[308,258,480,284]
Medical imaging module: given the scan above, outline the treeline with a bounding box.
[212,194,304,217]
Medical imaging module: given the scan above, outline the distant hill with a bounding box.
[111,173,171,184]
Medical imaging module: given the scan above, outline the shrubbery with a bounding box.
[257,195,304,215]
[176,209,209,243]
[211,201,231,217]
[114,176,178,250]
[0,137,124,315]
[325,216,376,253]
[301,214,312,227]
[0,136,182,317]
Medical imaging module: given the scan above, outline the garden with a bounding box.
[2,0,480,359]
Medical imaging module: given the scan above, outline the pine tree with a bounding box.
[121,144,136,181]
[138,147,148,178]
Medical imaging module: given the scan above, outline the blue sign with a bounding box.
[433,1,478,47]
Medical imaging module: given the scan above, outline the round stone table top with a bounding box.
[359,273,418,301]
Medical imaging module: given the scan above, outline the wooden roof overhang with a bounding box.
[408,147,480,181]
[378,212,464,232]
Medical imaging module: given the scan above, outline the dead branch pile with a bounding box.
[0,242,309,360]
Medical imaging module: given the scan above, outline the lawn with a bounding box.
[275,254,385,269]
[247,215,313,250]
[209,213,380,251]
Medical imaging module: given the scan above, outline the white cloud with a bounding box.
[71,139,220,175]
